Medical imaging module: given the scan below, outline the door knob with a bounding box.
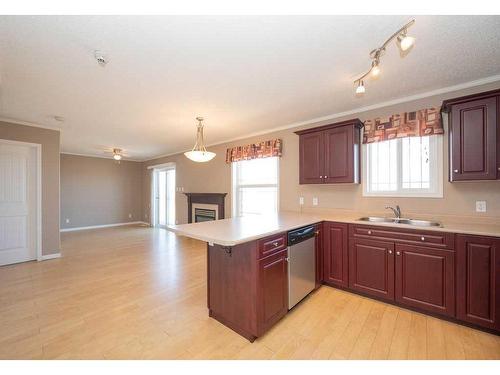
[324,176,328,178]
[388,250,393,254]
[396,251,401,256]
[421,236,425,241]
[454,169,459,173]
[273,241,279,247]
[367,230,372,235]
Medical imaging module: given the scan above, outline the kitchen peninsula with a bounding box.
[169,211,500,341]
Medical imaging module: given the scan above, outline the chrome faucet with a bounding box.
[385,205,401,219]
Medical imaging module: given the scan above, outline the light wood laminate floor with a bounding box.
[1,225,499,360]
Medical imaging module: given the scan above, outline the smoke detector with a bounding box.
[94,50,108,66]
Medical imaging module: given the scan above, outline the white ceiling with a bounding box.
[0,15,499,160]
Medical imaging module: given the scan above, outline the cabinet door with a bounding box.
[457,235,500,331]
[298,132,324,184]
[450,96,497,181]
[258,249,288,334]
[315,223,323,289]
[349,239,394,301]
[323,222,348,288]
[395,244,455,317]
[324,125,358,183]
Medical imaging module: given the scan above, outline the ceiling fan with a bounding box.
[103,147,129,162]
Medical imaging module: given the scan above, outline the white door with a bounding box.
[0,142,38,266]
[153,168,175,227]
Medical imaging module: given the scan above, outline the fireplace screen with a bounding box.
[194,208,217,222]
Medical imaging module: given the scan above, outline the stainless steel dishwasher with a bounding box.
[287,225,316,309]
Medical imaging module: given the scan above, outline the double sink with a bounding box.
[358,216,442,227]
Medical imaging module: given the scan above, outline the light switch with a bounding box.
[299,197,304,205]
[128,213,132,218]
[65,218,70,224]
[476,201,487,213]
[312,197,318,206]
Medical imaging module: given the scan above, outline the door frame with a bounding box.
[147,162,176,227]
[0,139,42,262]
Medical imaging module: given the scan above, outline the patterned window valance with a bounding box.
[363,107,444,144]
[225,139,282,163]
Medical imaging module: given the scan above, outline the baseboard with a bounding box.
[40,253,61,261]
[60,221,149,232]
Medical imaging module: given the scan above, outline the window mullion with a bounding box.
[397,138,403,191]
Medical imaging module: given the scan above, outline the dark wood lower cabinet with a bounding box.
[315,223,323,289]
[349,238,395,301]
[258,249,288,335]
[457,235,500,331]
[323,222,348,288]
[395,244,455,317]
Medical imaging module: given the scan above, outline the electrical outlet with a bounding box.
[65,218,70,224]
[299,197,304,205]
[128,213,132,218]
[312,197,318,206]
[476,201,487,213]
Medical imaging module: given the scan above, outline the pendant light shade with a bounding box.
[184,117,216,163]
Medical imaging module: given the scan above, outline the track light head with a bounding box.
[397,31,416,52]
[371,60,381,78]
[355,80,366,95]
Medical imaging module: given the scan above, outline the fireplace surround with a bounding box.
[184,193,227,223]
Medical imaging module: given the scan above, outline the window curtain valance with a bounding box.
[362,107,443,144]
[225,139,282,163]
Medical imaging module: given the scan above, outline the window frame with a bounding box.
[231,156,280,217]
[362,135,444,198]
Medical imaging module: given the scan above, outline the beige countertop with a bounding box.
[168,210,500,246]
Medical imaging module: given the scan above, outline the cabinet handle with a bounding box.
[320,175,323,178]
[421,236,425,241]
[285,257,289,262]
[315,231,320,236]
[273,241,279,247]
[325,176,328,178]
[498,167,500,171]
[367,230,372,235]
[396,251,401,256]
[388,250,393,254]
[454,169,459,173]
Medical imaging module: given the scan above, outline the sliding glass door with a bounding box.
[154,168,176,227]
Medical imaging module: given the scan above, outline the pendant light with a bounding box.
[184,117,216,163]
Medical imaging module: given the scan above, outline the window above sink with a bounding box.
[362,136,443,198]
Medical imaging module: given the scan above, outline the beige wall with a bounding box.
[143,82,500,224]
[61,154,143,229]
[0,121,60,255]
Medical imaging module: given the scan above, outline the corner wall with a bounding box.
[60,154,143,229]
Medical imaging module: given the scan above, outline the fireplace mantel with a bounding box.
[184,193,227,223]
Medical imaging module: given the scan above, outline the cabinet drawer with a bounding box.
[349,225,454,250]
[258,233,287,259]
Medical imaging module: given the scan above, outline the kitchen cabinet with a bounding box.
[323,222,348,288]
[349,238,395,301]
[315,223,323,289]
[258,249,289,335]
[296,119,362,184]
[348,225,456,318]
[442,89,500,181]
[395,244,455,317]
[456,234,500,331]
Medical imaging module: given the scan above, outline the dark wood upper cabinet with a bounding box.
[349,238,395,301]
[395,244,455,317]
[323,222,348,288]
[456,234,500,331]
[442,89,500,181]
[295,119,362,184]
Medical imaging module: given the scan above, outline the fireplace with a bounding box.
[184,193,227,223]
[194,208,217,222]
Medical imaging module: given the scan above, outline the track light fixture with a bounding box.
[354,19,415,95]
